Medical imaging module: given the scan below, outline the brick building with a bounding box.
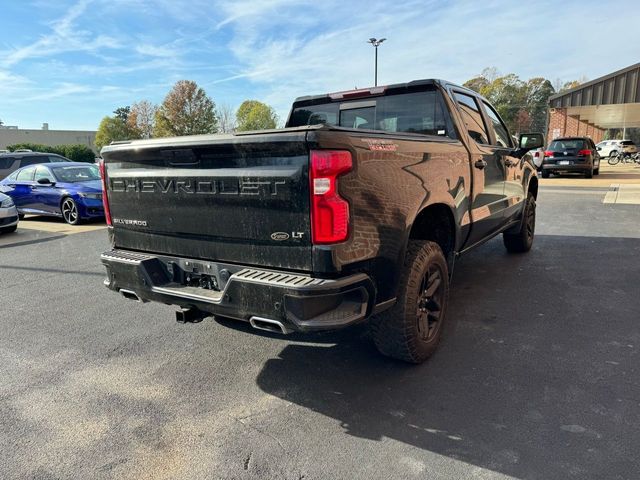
[547,62,640,142]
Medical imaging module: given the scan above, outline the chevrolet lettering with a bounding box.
[110,178,286,196]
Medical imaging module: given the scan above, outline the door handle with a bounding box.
[474,159,487,169]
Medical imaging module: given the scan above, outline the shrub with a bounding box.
[7,143,95,163]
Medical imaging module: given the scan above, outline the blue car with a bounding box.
[0,162,104,224]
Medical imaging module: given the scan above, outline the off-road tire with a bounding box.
[503,192,536,253]
[371,240,449,364]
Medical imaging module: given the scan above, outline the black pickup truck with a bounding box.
[100,79,543,363]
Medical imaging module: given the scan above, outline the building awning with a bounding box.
[549,63,640,129]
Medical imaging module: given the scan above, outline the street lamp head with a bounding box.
[368,37,387,47]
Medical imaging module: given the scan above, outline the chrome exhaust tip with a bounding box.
[249,316,292,335]
[119,288,141,302]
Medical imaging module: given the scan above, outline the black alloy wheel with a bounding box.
[416,265,445,342]
[61,197,80,225]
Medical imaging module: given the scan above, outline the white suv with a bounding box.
[596,140,637,157]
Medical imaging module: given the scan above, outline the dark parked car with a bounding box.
[0,162,104,224]
[0,152,73,180]
[541,137,600,178]
[100,78,543,364]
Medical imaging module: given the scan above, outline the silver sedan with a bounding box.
[0,192,19,233]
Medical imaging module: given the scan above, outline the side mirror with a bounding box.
[596,146,602,151]
[519,133,544,151]
[37,177,55,185]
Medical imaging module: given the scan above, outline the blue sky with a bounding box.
[1,0,639,130]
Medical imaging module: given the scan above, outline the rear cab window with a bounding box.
[288,87,457,138]
[452,91,489,145]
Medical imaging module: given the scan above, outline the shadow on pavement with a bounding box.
[0,264,105,277]
[256,235,640,479]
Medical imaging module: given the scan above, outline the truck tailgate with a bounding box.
[101,132,312,271]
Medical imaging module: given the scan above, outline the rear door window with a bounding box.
[16,166,36,182]
[453,92,489,145]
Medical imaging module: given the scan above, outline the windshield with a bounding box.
[288,89,454,137]
[549,139,587,150]
[51,165,100,183]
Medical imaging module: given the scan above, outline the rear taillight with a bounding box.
[544,151,554,158]
[99,160,112,226]
[577,149,591,157]
[309,150,352,244]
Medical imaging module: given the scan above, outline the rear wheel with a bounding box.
[608,152,619,165]
[61,197,81,225]
[585,169,593,179]
[541,170,550,179]
[503,192,536,253]
[594,167,600,175]
[371,240,449,364]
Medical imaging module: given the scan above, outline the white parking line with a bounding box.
[603,184,640,204]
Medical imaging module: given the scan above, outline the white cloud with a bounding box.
[216,0,308,29]
[135,43,178,58]
[0,0,121,66]
[214,0,640,120]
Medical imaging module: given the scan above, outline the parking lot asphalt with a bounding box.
[1,177,640,480]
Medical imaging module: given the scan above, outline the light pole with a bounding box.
[367,37,386,86]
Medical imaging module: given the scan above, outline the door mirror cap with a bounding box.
[596,146,602,151]
[519,133,544,151]
[37,177,55,185]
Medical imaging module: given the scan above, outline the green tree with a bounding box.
[481,74,527,132]
[236,100,278,131]
[153,80,218,137]
[463,76,490,94]
[95,116,130,150]
[95,106,141,150]
[524,77,555,133]
[128,100,157,139]
[113,106,131,123]
[463,70,557,135]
